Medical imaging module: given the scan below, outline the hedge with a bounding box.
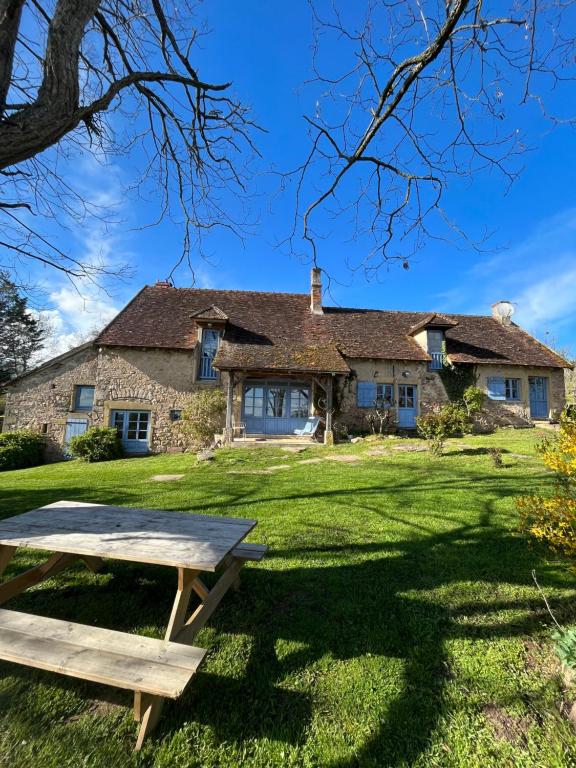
[0,430,44,471]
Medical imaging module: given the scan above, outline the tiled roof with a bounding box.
[189,305,228,320]
[408,313,459,334]
[95,285,570,370]
[214,340,350,374]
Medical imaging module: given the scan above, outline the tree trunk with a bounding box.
[0,0,100,170]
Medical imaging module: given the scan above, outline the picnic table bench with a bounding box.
[0,501,267,749]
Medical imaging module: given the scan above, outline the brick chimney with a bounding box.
[310,267,323,315]
[155,279,174,288]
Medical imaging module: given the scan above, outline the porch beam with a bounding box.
[324,375,334,446]
[225,371,235,444]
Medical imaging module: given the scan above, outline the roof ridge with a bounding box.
[147,285,309,299]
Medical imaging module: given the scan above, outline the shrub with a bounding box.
[180,388,227,448]
[417,402,472,455]
[441,402,470,435]
[488,447,503,468]
[463,386,485,416]
[517,415,576,561]
[69,427,123,462]
[553,626,576,671]
[0,429,44,471]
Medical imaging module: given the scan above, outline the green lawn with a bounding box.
[0,430,575,768]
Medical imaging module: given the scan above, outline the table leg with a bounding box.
[133,558,245,749]
[135,694,164,751]
[0,545,16,577]
[175,558,243,645]
[164,568,199,641]
[80,555,105,573]
[0,552,79,605]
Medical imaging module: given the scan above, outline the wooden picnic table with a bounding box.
[0,500,267,749]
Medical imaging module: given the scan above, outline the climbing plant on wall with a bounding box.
[439,363,477,403]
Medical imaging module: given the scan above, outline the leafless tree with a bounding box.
[290,0,576,275]
[0,1,258,287]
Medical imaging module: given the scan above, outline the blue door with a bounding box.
[398,384,417,428]
[243,382,310,434]
[111,410,150,453]
[64,418,88,457]
[529,377,548,419]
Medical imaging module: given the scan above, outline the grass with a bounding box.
[0,429,575,768]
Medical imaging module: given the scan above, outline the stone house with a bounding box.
[2,271,570,458]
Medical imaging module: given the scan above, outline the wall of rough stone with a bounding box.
[475,365,566,426]
[337,358,448,432]
[3,342,568,456]
[93,346,224,452]
[2,345,227,458]
[2,346,99,460]
[337,360,567,433]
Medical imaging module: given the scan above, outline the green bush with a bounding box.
[417,403,471,456]
[69,427,123,462]
[463,386,485,416]
[180,388,227,448]
[0,429,44,471]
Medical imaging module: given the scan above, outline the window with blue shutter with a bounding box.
[376,383,394,407]
[487,377,506,400]
[505,378,521,401]
[357,381,377,407]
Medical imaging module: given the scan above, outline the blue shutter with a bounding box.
[357,381,376,407]
[487,377,506,400]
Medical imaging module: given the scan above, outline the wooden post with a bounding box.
[225,371,234,444]
[324,375,334,445]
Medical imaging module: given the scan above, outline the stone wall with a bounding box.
[2,344,227,459]
[2,346,99,460]
[337,360,567,433]
[337,358,448,432]
[93,346,225,452]
[475,365,566,426]
[3,342,568,456]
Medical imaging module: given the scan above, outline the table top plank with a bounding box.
[0,501,256,571]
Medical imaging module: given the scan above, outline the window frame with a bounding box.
[505,378,521,401]
[487,377,522,402]
[73,385,95,412]
[357,381,394,408]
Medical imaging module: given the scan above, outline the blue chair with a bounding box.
[294,416,321,438]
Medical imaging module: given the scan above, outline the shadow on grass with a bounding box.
[1,504,575,766]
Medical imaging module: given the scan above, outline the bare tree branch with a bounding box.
[288,0,576,276]
[0,0,258,289]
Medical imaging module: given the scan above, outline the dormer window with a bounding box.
[427,330,445,370]
[199,329,220,380]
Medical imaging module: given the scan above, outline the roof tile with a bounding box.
[95,286,569,370]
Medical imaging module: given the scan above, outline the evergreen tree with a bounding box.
[0,274,46,385]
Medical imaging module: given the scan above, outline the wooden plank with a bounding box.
[164,569,198,642]
[0,552,79,605]
[0,609,206,669]
[0,610,206,698]
[175,559,243,645]
[0,501,257,571]
[0,545,16,576]
[135,696,165,750]
[231,543,268,561]
[80,555,104,573]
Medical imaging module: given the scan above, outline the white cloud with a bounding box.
[435,208,576,348]
[31,158,131,363]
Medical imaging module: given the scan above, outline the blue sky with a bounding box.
[33,1,576,357]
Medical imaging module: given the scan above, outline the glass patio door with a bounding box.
[111,410,151,453]
[243,382,310,434]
